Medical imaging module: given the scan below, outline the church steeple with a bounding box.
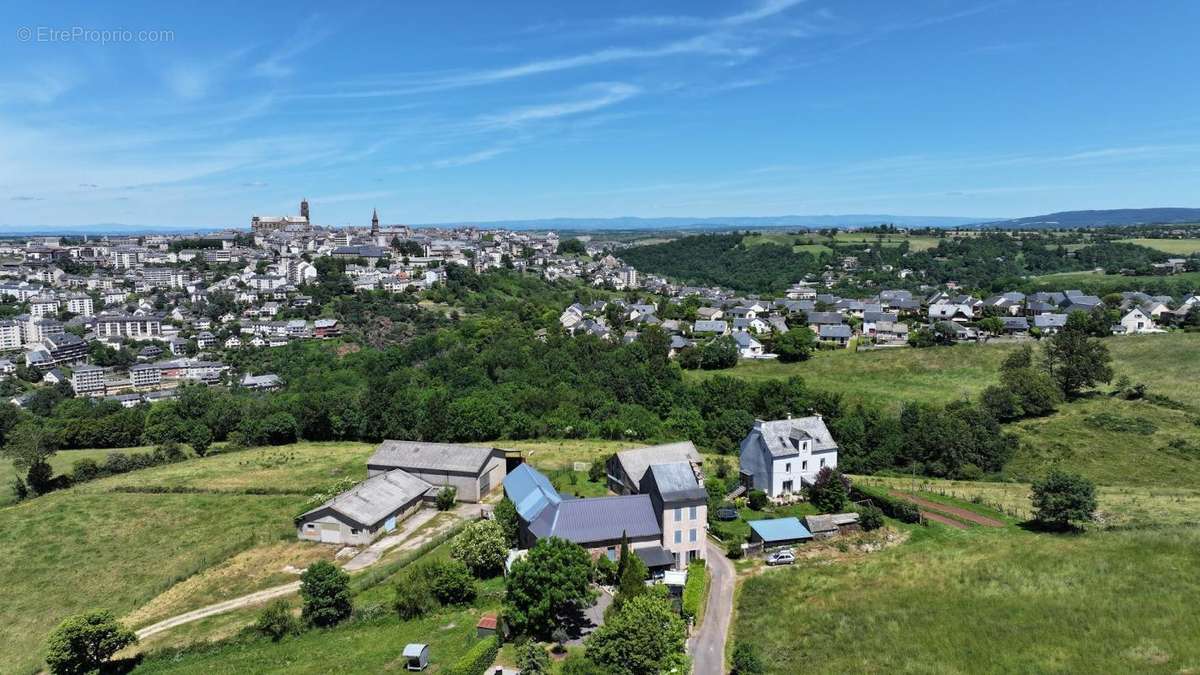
[371,208,380,234]
[300,198,309,221]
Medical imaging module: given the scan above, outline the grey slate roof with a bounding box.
[806,311,844,325]
[749,417,838,458]
[299,469,432,527]
[529,494,661,543]
[819,324,852,339]
[644,462,707,502]
[369,440,494,474]
[615,441,701,489]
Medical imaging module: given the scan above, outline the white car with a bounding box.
[766,549,796,566]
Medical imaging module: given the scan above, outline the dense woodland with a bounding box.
[620,231,1190,294]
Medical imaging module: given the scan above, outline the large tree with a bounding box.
[44,610,137,675]
[1042,314,1114,396]
[1031,470,1097,529]
[451,519,508,577]
[504,537,596,639]
[772,327,816,362]
[585,593,686,675]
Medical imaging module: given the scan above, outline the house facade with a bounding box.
[739,416,839,498]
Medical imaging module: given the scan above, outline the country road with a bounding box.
[689,537,735,675]
[135,503,478,640]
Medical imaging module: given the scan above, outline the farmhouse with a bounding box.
[639,462,708,567]
[503,464,664,561]
[295,469,433,545]
[739,416,838,498]
[367,440,506,503]
[607,441,703,495]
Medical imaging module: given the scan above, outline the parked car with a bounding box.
[715,507,739,521]
[766,549,796,566]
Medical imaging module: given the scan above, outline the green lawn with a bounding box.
[709,502,820,547]
[0,491,301,675]
[733,524,1200,673]
[1116,238,1200,255]
[0,447,145,506]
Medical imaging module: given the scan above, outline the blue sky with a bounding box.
[2,0,1199,228]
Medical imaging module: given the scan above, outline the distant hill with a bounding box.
[975,208,1200,229]
[0,223,224,236]
[418,214,990,231]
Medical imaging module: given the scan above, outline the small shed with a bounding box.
[477,613,498,638]
[403,643,429,671]
[748,517,813,549]
[804,513,861,540]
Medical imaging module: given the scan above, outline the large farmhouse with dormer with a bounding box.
[739,416,839,498]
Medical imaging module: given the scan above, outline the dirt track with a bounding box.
[888,491,1005,528]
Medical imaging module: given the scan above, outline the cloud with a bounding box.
[431,147,509,169]
[11,195,43,201]
[242,181,269,188]
[618,0,806,29]
[0,68,76,105]
[78,183,100,188]
[162,48,252,100]
[479,83,640,128]
[253,16,333,78]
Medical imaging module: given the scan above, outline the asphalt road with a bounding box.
[689,538,735,675]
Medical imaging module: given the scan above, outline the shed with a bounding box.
[403,643,429,671]
[748,517,813,548]
[477,613,498,638]
[803,512,861,540]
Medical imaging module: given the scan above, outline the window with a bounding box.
[675,507,682,522]
[689,529,697,542]
[689,506,697,520]
[350,528,361,535]
[820,458,826,467]
[785,462,791,473]
[675,530,682,544]
[606,546,617,561]
[305,523,316,530]
[802,460,808,471]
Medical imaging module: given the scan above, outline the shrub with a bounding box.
[747,489,768,511]
[451,519,508,577]
[1031,470,1097,529]
[731,641,766,674]
[726,539,744,559]
[430,560,476,605]
[850,484,921,524]
[436,486,457,510]
[71,458,102,482]
[516,641,552,674]
[44,609,137,675]
[807,467,850,513]
[299,561,352,628]
[254,599,299,641]
[392,565,437,620]
[857,502,885,531]
[444,636,500,675]
[593,553,618,584]
[681,559,707,622]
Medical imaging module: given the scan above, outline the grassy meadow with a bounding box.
[740,231,942,254]
[0,447,144,506]
[0,490,302,675]
[733,523,1200,674]
[1116,237,1200,255]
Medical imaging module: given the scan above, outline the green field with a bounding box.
[0,447,146,506]
[1117,238,1200,255]
[741,231,941,254]
[733,523,1200,673]
[1030,270,1200,295]
[0,491,301,675]
[685,333,1200,411]
[135,536,505,675]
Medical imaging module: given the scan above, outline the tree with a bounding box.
[807,467,849,513]
[299,561,352,628]
[504,537,596,638]
[493,496,521,548]
[976,316,1005,336]
[613,537,648,612]
[3,421,59,474]
[188,423,212,457]
[44,610,137,675]
[436,486,457,510]
[452,519,509,577]
[516,641,552,674]
[747,489,769,511]
[700,336,739,369]
[773,327,816,362]
[255,599,299,641]
[429,560,477,605]
[557,239,588,256]
[1031,470,1097,529]
[585,594,686,675]
[857,502,884,531]
[393,565,437,620]
[731,641,766,675]
[1042,315,1114,396]
[561,653,608,675]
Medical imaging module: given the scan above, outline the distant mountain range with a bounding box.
[976,208,1200,229]
[4,207,1199,235]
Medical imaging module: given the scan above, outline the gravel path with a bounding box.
[689,538,735,675]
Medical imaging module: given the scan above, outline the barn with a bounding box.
[368,441,507,503]
[296,469,433,546]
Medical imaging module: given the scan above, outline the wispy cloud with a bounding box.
[618,0,806,29]
[0,67,76,105]
[479,83,640,128]
[431,147,509,169]
[253,15,334,78]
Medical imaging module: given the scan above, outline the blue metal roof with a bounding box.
[503,463,561,523]
[748,517,813,543]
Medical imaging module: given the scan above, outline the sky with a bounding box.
[2,0,1199,229]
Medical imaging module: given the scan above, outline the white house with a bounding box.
[739,416,839,498]
[731,331,764,358]
[1118,308,1156,334]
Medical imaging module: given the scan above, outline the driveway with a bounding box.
[689,538,735,675]
[135,502,480,640]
